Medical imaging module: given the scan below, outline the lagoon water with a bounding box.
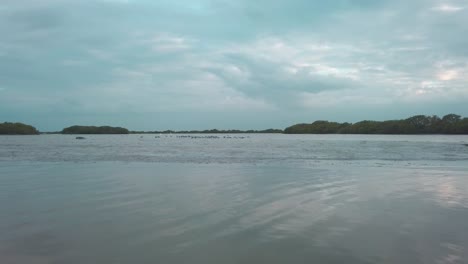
[0,134,467,263]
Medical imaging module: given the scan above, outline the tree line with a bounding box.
[0,122,39,135]
[3,114,468,135]
[61,126,129,134]
[284,114,468,134]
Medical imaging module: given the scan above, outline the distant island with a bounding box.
[0,122,39,135]
[284,114,468,134]
[62,126,129,134]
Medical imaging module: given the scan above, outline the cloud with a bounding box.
[437,70,459,81]
[299,90,393,109]
[149,33,194,53]
[1,0,468,130]
[432,4,465,12]
[98,76,272,112]
[214,36,366,96]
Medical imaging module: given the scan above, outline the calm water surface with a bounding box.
[0,134,467,263]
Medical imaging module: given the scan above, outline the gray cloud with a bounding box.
[1,0,468,130]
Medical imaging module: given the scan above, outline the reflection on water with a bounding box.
[0,160,467,264]
[0,135,467,263]
[434,176,468,209]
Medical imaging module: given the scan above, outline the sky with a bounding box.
[1,0,468,131]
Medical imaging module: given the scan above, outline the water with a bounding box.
[0,134,467,263]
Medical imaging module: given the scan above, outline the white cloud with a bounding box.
[150,34,193,52]
[226,36,364,80]
[310,64,360,80]
[437,69,459,81]
[432,4,465,12]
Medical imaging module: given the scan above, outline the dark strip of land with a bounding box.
[0,122,39,135]
[284,114,468,134]
[2,114,468,135]
[61,126,129,134]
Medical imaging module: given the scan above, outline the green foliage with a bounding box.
[284,121,350,134]
[284,114,468,134]
[0,122,39,135]
[62,125,129,134]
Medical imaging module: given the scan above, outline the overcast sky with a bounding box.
[1,0,468,131]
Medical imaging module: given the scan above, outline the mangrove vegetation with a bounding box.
[0,122,39,135]
[284,114,468,134]
[62,126,129,134]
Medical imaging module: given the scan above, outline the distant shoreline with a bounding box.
[2,114,468,135]
[284,114,468,135]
